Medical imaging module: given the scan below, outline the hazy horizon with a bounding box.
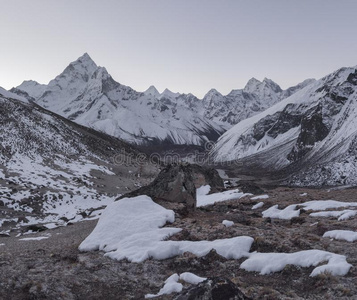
[1,0,357,98]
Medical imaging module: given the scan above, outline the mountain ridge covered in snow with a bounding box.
[11,53,314,146]
[212,65,357,186]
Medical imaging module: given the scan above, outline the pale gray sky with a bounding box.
[1,0,357,98]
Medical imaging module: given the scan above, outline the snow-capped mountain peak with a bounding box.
[10,54,314,146]
[160,88,180,99]
[51,53,97,86]
[262,77,283,93]
[204,88,222,98]
[13,80,46,99]
[243,77,282,95]
[243,77,262,93]
[144,85,160,97]
[74,52,97,70]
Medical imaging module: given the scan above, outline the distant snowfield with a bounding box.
[80,195,352,278]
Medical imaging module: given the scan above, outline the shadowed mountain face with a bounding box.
[212,66,357,186]
[11,53,313,147]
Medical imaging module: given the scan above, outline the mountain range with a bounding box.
[212,66,357,186]
[5,53,357,187]
[11,53,313,146]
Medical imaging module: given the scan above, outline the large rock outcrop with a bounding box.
[118,163,224,210]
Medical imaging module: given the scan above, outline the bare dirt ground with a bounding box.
[1,187,357,300]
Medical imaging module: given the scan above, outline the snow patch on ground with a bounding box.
[79,196,253,262]
[222,220,234,227]
[262,204,300,220]
[0,153,119,229]
[145,273,182,298]
[240,250,351,277]
[323,230,357,242]
[80,195,353,278]
[19,236,49,241]
[145,272,207,298]
[196,185,250,207]
[179,272,207,284]
[310,210,357,221]
[262,200,357,220]
[301,200,357,211]
[251,195,269,200]
[252,202,264,210]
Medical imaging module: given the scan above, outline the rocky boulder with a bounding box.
[174,277,251,300]
[118,163,224,210]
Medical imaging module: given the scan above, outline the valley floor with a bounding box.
[1,186,357,299]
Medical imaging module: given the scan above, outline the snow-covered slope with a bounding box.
[212,66,357,186]
[0,90,156,231]
[0,86,28,103]
[12,54,225,145]
[15,80,46,100]
[201,78,315,126]
[12,53,313,146]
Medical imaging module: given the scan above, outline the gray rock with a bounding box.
[118,163,224,210]
[174,277,251,300]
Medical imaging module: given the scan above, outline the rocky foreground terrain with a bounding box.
[1,186,356,300]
